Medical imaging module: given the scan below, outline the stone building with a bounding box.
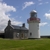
[4,20,28,39]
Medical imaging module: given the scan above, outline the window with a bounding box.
[30,32,32,36]
[31,13,37,18]
[16,33,19,38]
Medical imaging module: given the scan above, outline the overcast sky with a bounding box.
[0,0,50,35]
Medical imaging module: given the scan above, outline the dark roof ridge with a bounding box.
[10,25,28,30]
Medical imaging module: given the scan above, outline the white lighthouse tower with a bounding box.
[27,10,40,39]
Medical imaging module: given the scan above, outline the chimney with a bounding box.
[8,20,11,26]
[22,23,25,27]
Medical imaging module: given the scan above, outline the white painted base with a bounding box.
[28,23,40,38]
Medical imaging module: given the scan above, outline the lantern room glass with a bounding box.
[31,13,37,18]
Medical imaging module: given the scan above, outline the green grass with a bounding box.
[0,38,50,50]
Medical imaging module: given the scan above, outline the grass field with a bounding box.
[0,38,50,50]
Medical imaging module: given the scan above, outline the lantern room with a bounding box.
[30,10,37,18]
[27,10,40,23]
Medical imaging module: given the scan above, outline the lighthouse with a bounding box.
[27,10,40,39]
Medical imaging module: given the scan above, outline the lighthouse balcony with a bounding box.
[27,18,40,23]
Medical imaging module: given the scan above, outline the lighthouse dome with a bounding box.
[30,10,37,18]
[31,10,37,13]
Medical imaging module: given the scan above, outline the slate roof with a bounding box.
[10,25,28,30]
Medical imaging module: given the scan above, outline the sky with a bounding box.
[0,0,50,36]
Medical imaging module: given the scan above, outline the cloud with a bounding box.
[22,1,35,10]
[38,3,43,5]
[39,22,48,26]
[45,2,49,4]
[0,0,3,2]
[38,0,42,1]
[15,16,22,19]
[0,2,22,31]
[11,19,22,25]
[48,10,50,12]
[44,13,50,19]
[38,2,49,6]
[19,16,22,19]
